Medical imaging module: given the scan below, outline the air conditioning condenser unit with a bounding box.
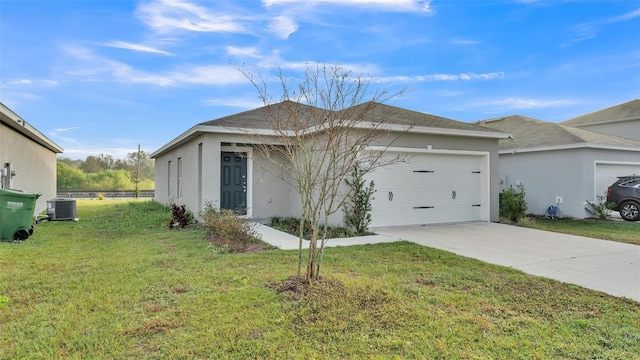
[47,199,76,221]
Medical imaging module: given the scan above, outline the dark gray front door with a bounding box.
[220,152,247,215]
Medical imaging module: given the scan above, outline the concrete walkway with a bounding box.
[254,222,640,302]
[254,223,399,250]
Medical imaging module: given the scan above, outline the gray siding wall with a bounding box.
[154,134,300,221]
[583,148,640,199]
[498,147,640,219]
[578,120,640,142]
[155,130,502,224]
[0,122,57,213]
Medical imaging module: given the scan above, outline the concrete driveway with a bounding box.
[374,222,640,302]
[255,221,639,301]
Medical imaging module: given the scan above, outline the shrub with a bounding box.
[97,192,105,200]
[269,217,355,239]
[500,184,528,223]
[170,203,194,228]
[343,164,376,236]
[200,202,257,252]
[585,196,615,220]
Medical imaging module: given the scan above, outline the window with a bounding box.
[177,157,183,199]
[167,160,172,197]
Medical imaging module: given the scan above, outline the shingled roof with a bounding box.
[478,115,640,151]
[152,101,508,158]
[561,99,640,126]
[345,102,503,133]
[200,100,503,134]
[198,100,325,130]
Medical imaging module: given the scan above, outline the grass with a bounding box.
[517,216,640,245]
[1,200,639,359]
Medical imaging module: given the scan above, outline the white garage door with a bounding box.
[366,152,487,227]
[594,162,640,199]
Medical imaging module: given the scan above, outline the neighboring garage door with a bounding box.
[366,151,488,227]
[594,162,640,198]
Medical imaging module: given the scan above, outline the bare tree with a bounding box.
[243,64,409,281]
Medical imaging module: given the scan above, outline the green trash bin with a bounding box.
[0,189,41,241]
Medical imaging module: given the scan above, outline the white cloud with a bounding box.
[487,98,577,110]
[136,0,247,34]
[263,0,434,13]
[565,8,640,46]
[62,147,138,159]
[450,39,481,45]
[9,79,32,85]
[63,45,247,87]
[269,15,298,39]
[54,127,80,132]
[103,41,173,55]
[226,46,261,58]
[608,8,640,22]
[373,72,506,84]
[166,65,247,86]
[205,97,265,109]
[6,78,58,87]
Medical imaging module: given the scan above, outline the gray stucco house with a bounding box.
[152,101,509,227]
[478,115,640,219]
[561,99,640,142]
[0,102,63,213]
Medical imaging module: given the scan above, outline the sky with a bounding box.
[1,0,639,159]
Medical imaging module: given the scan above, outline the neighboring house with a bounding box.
[561,99,640,142]
[0,102,64,213]
[478,115,640,219]
[152,101,509,227]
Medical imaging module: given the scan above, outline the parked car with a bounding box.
[606,175,640,222]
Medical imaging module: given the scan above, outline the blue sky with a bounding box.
[1,0,639,159]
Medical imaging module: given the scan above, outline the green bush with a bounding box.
[200,202,257,252]
[270,216,354,239]
[585,196,615,220]
[500,184,528,223]
[343,164,376,236]
[170,203,194,228]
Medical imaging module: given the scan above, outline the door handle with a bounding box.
[452,190,456,200]
[389,191,393,201]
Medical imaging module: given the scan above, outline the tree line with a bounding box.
[57,152,154,191]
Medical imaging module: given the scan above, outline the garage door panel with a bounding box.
[366,152,486,227]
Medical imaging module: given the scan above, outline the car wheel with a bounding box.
[619,200,640,222]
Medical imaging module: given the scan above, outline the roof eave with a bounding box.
[564,116,640,126]
[378,123,511,139]
[152,122,511,158]
[498,142,640,154]
[0,103,64,153]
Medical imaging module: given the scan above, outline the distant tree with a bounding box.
[57,157,83,168]
[79,154,115,173]
[57,152,154,191]
[87,169,134,190]
[57,162,88,190]
[126,150,154,182]
[80,155,104,173]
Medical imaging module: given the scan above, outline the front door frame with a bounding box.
[220,145,253,218]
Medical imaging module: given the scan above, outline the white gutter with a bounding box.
[152,121,511,158]
[499,142,640,154]
[0,102,63,153]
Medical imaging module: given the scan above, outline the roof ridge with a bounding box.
[561,99,640,125]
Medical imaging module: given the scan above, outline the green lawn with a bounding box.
[1,200,639,359]
[517,217,640,245]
